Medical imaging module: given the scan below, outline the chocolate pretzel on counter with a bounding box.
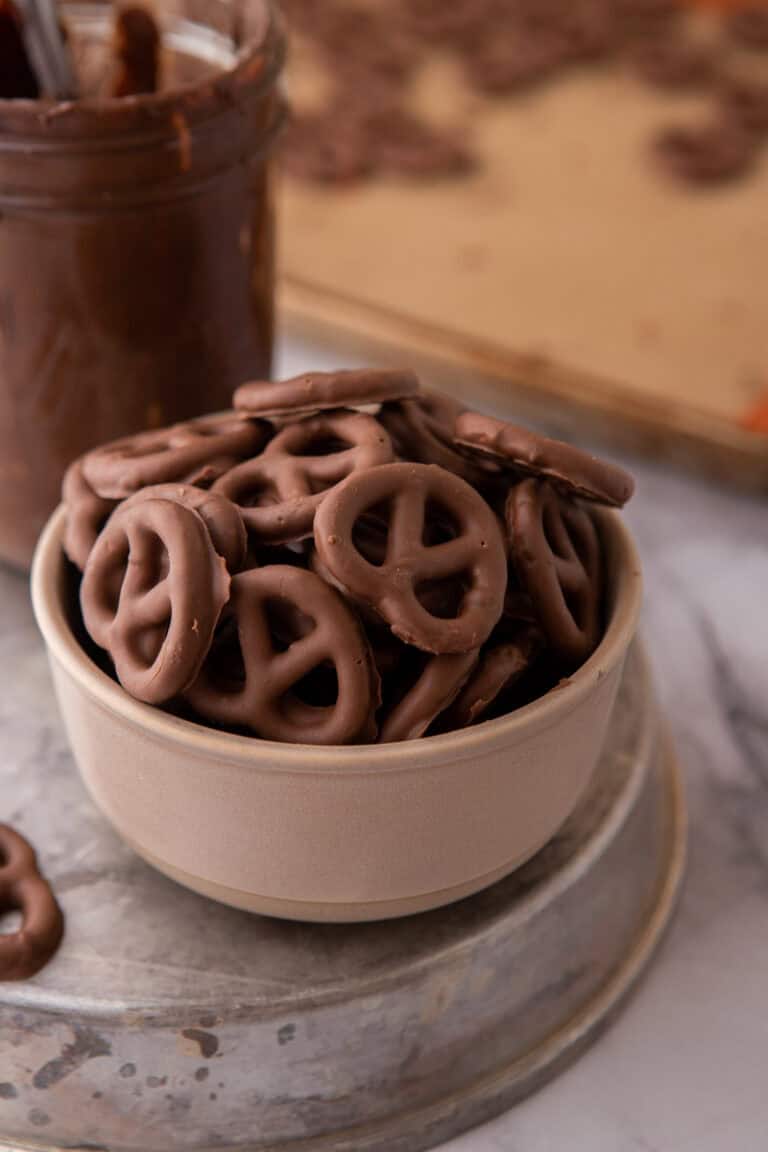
[0,824,63,981]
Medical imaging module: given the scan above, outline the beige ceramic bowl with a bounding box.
[32,505,642,922]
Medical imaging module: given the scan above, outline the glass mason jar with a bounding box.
[0,0,284,568]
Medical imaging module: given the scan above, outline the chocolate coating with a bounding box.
[439,623,542,730]
[82,414,269,501]
[719,76,768,138]
[81,498,230,704]
[62,461,117,572]
[654,116,756,185]
[234,368,419,419]
[0,6,284,569]
[378,648,478,743]
[112,5,160,97]
[314,462,508,654]
[507,480,603,666]
[454,410,635,507]
[186,566,380,744]
[629,34,714,90]
[727,6,768,51]
[213,410,393,544]
[121,484,248,573]
[67,376,633,743]
[379,392,495,485]
[0,824,64,981]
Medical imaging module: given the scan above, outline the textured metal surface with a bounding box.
[0,645,685,1152]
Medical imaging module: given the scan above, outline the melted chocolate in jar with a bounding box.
[0,3,282,569]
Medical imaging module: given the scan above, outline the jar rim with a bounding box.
[0,0,284,138]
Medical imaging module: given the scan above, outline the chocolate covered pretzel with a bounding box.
[186,566,379,744]
[82,412,269,500]
[122,483,247,572]
[234,368,419,420]
[213,410,394,544]
[378,648,479,742]
[62,460,118,571]
[0,824,64,981]
[314,462,507,653]
[379,392,496,486]
[439,622,542,730]
[507,480,603,666]
[68,368,635,744]
[81,498,230,703]
[653,116,756,185]
[454,411,634,507]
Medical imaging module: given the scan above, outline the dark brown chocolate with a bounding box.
[0,8,284,569]
[281,0,761,191]
[67,372,636,743]
[0,0,39,98]
[719,75,768,137]
[314,461,508,654]
[213,410,394,544]
[378,648,479,743]
[81,414,269,501]
[507,479,603,666]
[0,824,63,981]
[186,566,380,744]
[726,5,768,50]
[439,622,542,730]
[111,5,160,97]
[379,393,495,486]
[653,115,756,185]
[234,368,419,419]
[629,33,715,89]
[282,108,375,184]
[121,483,248,573]
[454,410,635,507]
[62,460,117,572]
[81,498,231,704]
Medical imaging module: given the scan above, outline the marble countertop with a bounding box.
[2,334,767,1151]
[280,341,768,1152]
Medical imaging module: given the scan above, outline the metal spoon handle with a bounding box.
[16,0,77,99]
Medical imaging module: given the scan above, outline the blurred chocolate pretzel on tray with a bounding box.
[277,0,768,490]
[281,0,768,187]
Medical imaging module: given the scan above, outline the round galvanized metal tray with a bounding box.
[0,644,685,1152]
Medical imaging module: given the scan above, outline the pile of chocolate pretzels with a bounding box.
[63,369,634,745]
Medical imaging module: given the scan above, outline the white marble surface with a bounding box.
[2,333,767,1151]
[278,340,768,1152]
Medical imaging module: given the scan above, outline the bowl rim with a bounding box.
[31,503,642,772]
